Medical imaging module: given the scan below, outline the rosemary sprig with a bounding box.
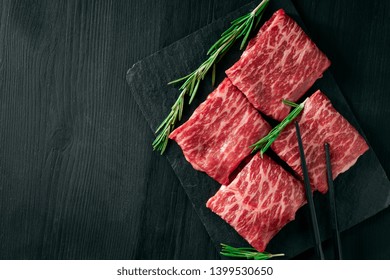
[152,0,271,154]
[220,244,285,260]
[251,100,306,156]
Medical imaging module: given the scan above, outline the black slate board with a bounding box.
[126,0,390,258]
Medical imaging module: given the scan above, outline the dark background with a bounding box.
[0,0,388,259]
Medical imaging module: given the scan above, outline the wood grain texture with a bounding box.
[0,0,389,259]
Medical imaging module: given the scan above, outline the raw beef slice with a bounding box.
[207,154,306,252]
[272,90,369,193]
[226,9,331,121]
[169,78,271,185]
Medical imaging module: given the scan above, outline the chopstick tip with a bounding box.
[325,142,330,148]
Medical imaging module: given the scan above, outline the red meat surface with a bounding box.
[272,90,369,193]
[226,9,331,121]
[169,78,271,185]
[207,154,306,252]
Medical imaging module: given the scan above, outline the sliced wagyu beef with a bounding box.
[169,78,271,185]
[272,90,369,193]
[207,154,306,252]
[226,9,331,121]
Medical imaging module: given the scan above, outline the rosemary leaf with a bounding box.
[220,244,285,260]
[240,16,255,50]
[231,14,250,25]
[282,99,300,108]
[211,63,216,87]
[251,100,306,156]
[153,0,271,154]
[190,79,201,104]
[168,73,192,85]
[254,13,263,29]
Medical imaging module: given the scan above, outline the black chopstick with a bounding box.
[295,121,325,260]
[325,143,343,260]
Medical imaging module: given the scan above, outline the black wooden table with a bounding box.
[0,0,389,259]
